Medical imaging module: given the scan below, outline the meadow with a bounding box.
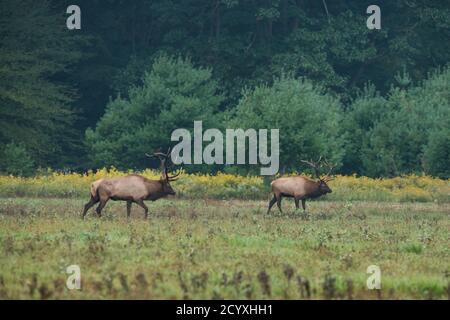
[0,195,449,299]
[0,169,449,202]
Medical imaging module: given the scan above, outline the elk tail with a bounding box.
[90,179,103,200]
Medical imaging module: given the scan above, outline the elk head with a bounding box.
[146,147,181,195]
[300,156,335,195]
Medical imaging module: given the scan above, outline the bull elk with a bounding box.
[82,148,180,219]
[267,157,334,214]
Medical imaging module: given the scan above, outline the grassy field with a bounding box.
[0,197,449,299]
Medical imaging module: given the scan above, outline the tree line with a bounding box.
[0,0,449,178]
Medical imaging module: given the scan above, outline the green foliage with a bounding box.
[344,67,450,178]
[229,76,345,173]
[111,55,154,97]
[401,243,424,255]
[341,84,387,174]
[0,0,83,168]
[86,54,224,169]
[423,128,450,179]
[269,10,380,95]
[0,143,35,177]
[78,0,450,115]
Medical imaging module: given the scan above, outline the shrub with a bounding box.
[0,143,35,177]
[345,67,450,177]
[422,127,450,179]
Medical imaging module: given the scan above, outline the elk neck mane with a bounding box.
[301,176,318,183]
[127,174,163,184]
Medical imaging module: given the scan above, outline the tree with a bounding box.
[0,0,83,168]
[92,1,450,109]
[228,76,345,174]
[0,143,35,176]
[2,0,450,175]
[86,54,224,169]
[423,127,450,178]
[341,84,387,174]
[351,67,450,177]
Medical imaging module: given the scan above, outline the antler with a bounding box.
[301,156,335,181]
[167,152,182,181]
[146,147,170,179]
[146,147,171,160]
[167,170,181,181]
[300,156,322,180]
[146,147,181,181]
[322,159,335,181]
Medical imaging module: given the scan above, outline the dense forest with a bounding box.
[0,0,449,177]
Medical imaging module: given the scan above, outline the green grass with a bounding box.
[0,198,449,299]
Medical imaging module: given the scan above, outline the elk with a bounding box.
[81,148,180,219]
[267,157,334,214]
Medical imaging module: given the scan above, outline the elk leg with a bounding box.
[267,195,277,214]
[301,199,306,211]
[82,196,99,219]
[276,195,283,213]
[95,199,108,217]
[295,197,300,209]
[126,201,132,218]
[135,200,149,219]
